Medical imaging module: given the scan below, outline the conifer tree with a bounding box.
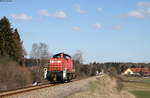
[0,16,24,65]
[0,31,4,56]
[0,16,13,57]
[13,28,24,65]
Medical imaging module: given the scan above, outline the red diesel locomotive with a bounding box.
[46,53,76,82]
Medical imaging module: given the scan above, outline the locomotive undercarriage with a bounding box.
[46,71,76,82]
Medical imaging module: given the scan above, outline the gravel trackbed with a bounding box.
[2,76,97,98]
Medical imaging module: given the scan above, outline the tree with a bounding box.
[73,50,83,64]
[0,31,4,55]
[73,50,83,76]
[0,17,24,65]
[30,42,50,66]
[30,43,39,59]
[0,16,13,56]
[38,43,50,66]
[13,29,24,65]
[39,43,50,59]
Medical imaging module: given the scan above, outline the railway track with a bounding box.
[0,78,85,98]
[0,83,55,98]
[0,75,101,98]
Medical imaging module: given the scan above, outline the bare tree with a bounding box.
[73,50,83,64]
[38,43,50,66]
[39,43,50,59]
[30,43,39,59]
[72,50,83,77]
[30,42,50,66]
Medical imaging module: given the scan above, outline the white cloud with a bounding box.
[112,25,122,30]
[122,2,150,19]
[93,23,102,30]
[51,11,67,18]
[72,26,81,31]
[38,9,67,19]
[126,10,145,18]
[39,9,49,16]
[75,5,87,14]
[124,8,150,19]
[147,8,150,14]
[97,8,103,12]
[11,14,32,20]
[137,2,150,7]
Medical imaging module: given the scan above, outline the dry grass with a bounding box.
[67,75,135,98]
[122,76,150,83]
[0,57,32,91]
[122,76,150,91]
[123,82,150,91]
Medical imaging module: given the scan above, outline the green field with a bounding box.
[122,76,150,98]
[131,91,150,98]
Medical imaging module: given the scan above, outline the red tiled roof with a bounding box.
[130,68,149,73]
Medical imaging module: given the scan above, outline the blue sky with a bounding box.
[0,0,150,63]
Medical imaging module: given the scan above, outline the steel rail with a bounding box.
[0,83,54,97]
[0,76,97,98]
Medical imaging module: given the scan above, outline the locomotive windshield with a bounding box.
[53,53,71,59]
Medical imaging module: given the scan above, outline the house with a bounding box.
[122,68,149,76]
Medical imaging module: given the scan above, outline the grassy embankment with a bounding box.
[66,74,134,98]
[122,76,150,98]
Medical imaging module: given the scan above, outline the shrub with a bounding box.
[115,76,123,91]
[107,67,123,91]
[0,57,32,91]
[29,65,48,83]
[108,67,118,77]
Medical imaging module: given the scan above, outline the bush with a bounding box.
[108,67,118,77]
[74,63,92,78]
[107,67,123,91]
[29,65,48,83]
[0,57,32,91]
[116,76,123,91]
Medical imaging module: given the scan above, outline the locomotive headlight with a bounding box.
[57,60,61,63]
[50,60,54,63]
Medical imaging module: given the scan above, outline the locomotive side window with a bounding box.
[64,55,70,59]
[63,53,71,60]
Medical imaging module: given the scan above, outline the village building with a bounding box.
[122,68,149,76]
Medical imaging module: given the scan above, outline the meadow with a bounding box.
[122,76,150,98]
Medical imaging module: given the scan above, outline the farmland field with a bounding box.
[131,91,150,98]
[122,76,150,98]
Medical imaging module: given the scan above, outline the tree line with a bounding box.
[0,16,24,65]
